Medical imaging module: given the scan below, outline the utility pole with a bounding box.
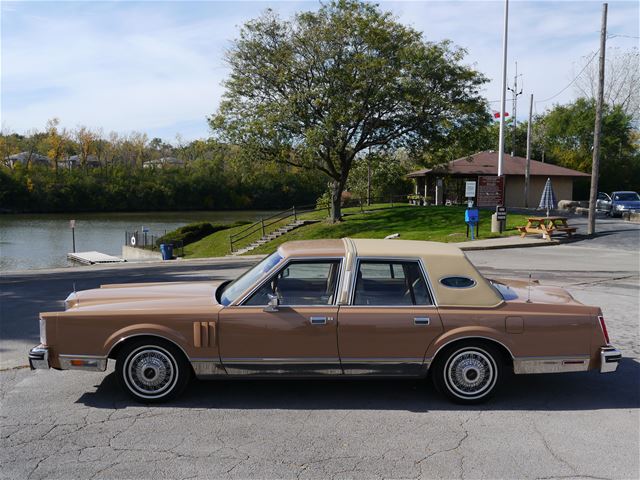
[497,0,509,178]
[507,61,523,157]
[525,94,533,208]
[587,3,607,236]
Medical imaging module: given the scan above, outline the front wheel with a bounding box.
[116,339,191,403]
[432,342,503,404]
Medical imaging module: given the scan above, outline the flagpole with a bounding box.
[497,0,509,177]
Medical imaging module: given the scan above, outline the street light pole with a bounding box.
[497,0,509,178]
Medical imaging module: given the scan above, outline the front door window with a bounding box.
[244,260,341,306]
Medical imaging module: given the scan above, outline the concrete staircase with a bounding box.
[230,220,316,256]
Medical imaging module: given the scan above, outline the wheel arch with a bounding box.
[107,332,191,366]
[428,335,515,371]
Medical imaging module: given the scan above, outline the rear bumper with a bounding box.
[29,345,49,370]
[600,346,622,373]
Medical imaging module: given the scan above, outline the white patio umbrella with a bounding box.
[538,177,557,217]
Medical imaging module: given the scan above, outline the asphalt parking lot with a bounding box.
[1,225,639,479]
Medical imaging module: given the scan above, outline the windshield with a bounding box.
[220,252,283,306]
[613,192,640,202]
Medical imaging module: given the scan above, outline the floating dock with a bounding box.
[67,251,126,265]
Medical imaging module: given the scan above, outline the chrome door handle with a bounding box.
[414,317,430,326]
[309,316,328,325]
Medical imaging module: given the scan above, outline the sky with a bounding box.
[1,0,638,142]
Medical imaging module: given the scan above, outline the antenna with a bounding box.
[507,61,524,156]
[526,273,532,303]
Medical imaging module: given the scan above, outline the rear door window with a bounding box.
[353,260,433,306]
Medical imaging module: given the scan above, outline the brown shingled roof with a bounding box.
[407,151,590,178]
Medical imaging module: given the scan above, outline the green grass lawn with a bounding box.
[184,204,530,258]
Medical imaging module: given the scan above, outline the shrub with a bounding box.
[156,221,249,247]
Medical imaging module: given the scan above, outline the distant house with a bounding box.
[143,156,184,168]
[61,154,101,169]
[6,152,50,168]
[407,151,590,208]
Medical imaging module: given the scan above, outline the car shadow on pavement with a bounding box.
[76,358,640,412]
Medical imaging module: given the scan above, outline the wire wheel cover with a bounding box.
[445,349,496,398]
[124,346,178,398]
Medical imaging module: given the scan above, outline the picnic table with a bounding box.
[517,216,577,241]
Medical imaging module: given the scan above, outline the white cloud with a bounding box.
[1,0,638,140]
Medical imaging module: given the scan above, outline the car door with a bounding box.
[338,259,443,376]
[218,259,342,375]
[596,192,611,211]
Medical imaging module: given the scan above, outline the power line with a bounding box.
[607,34,640,39]
[535,49,600,104]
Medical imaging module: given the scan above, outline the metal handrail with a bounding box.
[229,206,300,253]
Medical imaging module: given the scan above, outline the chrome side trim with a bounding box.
[221,357,342,376]
[59,354,108,372]
[222,357,340,364]
[340,357,425,364]
[600,346,621,373]
[191,359,227,377]
[512,356,590,374]
[341,358,430,376]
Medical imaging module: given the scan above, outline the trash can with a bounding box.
[159,243,173,260]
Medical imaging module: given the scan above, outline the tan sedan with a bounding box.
[29,239,621,404]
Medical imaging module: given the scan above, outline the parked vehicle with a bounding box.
[30,239,621,404]
[596,192,612,212]
[597,191,640,217]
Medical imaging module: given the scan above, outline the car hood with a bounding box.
[63,281,225,312]
[613,200,640,207]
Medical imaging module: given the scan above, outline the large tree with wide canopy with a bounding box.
[210,0,489,221]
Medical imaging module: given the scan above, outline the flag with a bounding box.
[492,111,510,119]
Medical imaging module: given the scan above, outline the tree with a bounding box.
[45,118,69,173]
[347,151,415,202]
[74,126,98,169]
[210,0,489,221]
[541,98,639,193]
[0,128,21,167]
[574,47,639,121]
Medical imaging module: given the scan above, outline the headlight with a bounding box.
[615,204,625,210]
[39,316,47,345]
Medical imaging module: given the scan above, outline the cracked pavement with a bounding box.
[1,242,639,479]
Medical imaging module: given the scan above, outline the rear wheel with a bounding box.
[432,342,503,404]
[116,339,191,403]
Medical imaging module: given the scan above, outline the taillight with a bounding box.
[598,315,610,344]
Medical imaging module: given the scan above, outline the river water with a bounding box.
[0,211,275,272]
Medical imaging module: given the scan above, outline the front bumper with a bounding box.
[600,346,622,373]
[29,345,50,370]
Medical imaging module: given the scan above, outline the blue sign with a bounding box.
[465,208,479,223]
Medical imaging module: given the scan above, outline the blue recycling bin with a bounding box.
[160,243,173,260]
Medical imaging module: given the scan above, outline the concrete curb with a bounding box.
[0,255,263,277]
[458,239,561,251]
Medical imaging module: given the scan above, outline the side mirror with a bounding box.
[263,293,280,312]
